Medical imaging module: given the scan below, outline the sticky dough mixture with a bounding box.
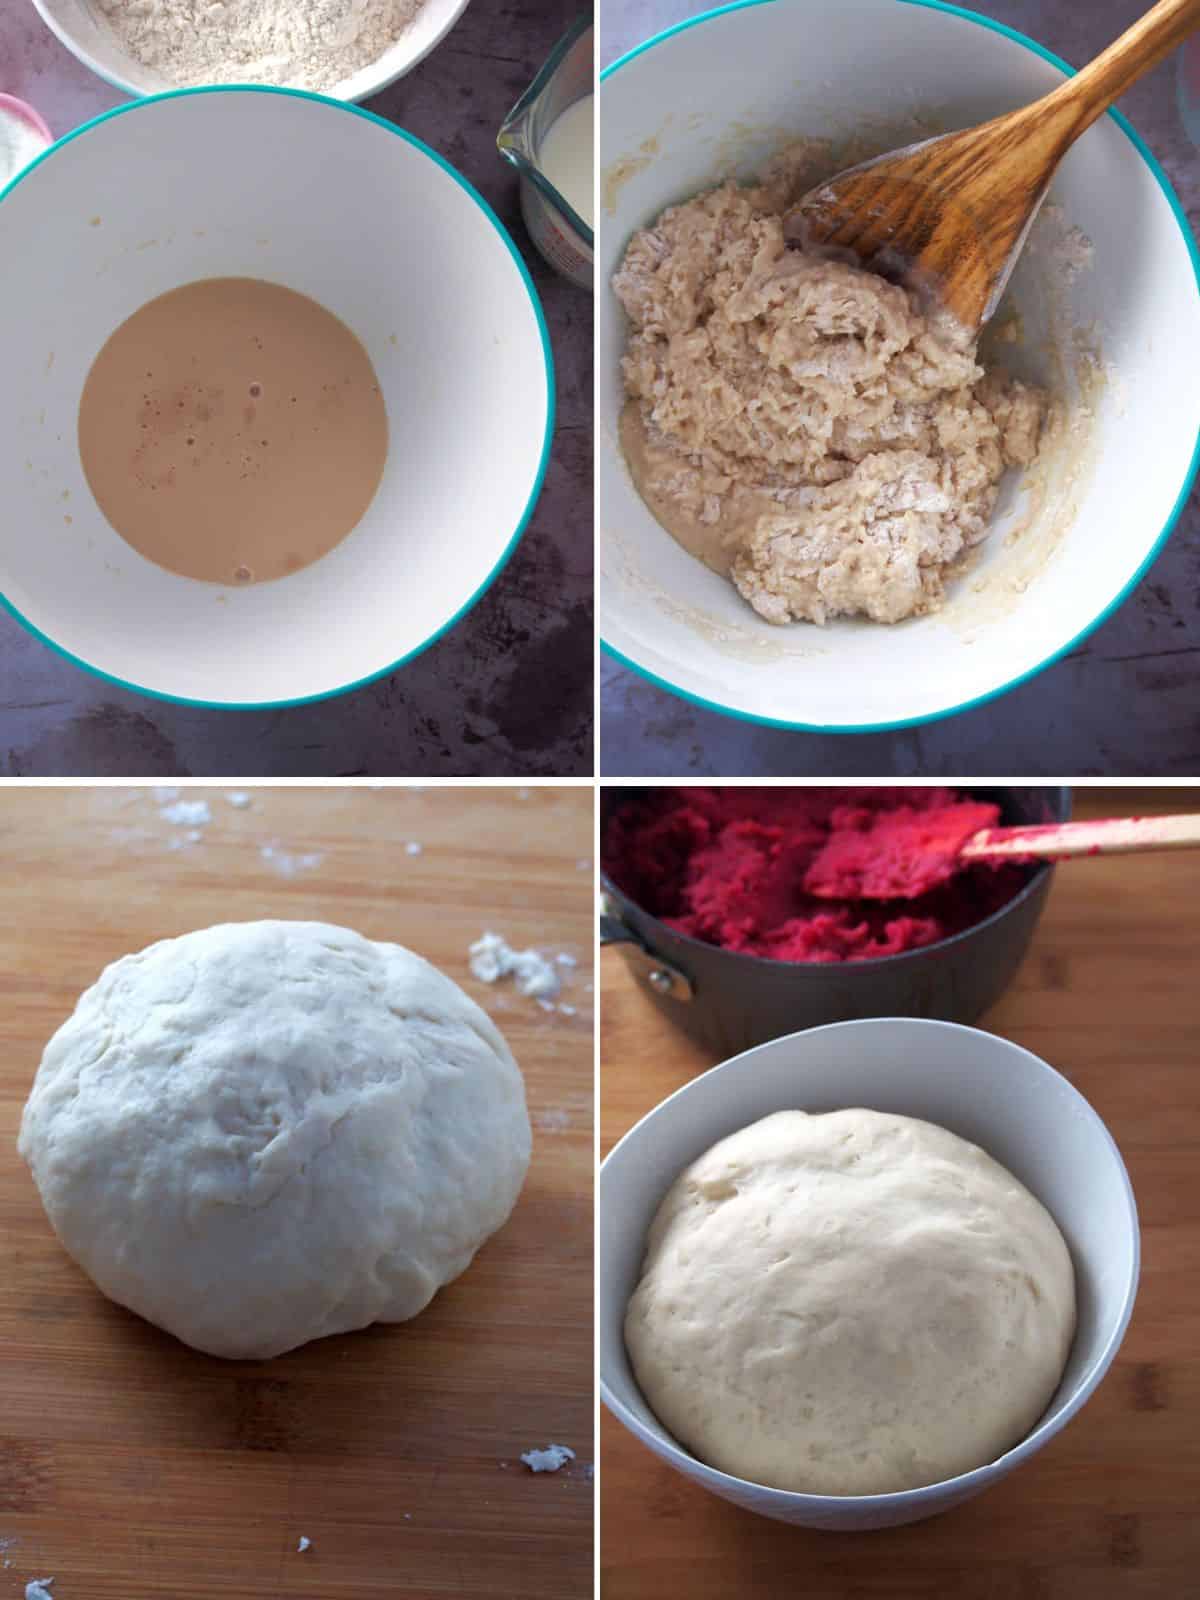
[602,787,1034,962]
[614,147,1047,625]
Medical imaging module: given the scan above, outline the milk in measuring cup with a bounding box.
[497,18,593,290]
[537,95,594,230]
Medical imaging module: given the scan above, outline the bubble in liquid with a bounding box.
[234,565,253,583]
[249,383,262,398]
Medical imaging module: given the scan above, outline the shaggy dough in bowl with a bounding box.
[614,146,1047,625]
[625,1108,1075,1495]
[18,920,531,1359]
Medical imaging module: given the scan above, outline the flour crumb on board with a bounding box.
[153,786,179,803]
[296,1536,311,1553]
[26,1580,54,1600]
[405,841,423,856]
[225,791,252,809]
[261,843,324,877]
[576,859,591,872]
[160,798,211,827]
[520,1444,575,1473]
[535,1108,571,1132]
[469,932,561,1000]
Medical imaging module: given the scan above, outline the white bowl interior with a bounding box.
[600,1018,1139,1528]
[599,0,1200,729]
[0,89,550,704]
[33,0,471,102]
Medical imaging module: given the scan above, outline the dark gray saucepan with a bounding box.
[601,787,1071,1059]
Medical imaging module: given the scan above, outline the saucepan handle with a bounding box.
[600,898,694,1003]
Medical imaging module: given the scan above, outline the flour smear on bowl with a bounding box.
[90,0,429,90]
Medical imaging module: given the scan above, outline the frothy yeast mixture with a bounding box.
[78,277,388,585]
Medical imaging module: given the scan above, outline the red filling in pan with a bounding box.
[602,788,1035,963]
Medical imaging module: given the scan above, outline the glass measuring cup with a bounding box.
[498,16,593,291]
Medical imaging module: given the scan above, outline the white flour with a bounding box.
[261,842,324,877]
[468,932,561,1001]
[93,0,429,91]
[160,799,211,826]
[520,1443,574,1473]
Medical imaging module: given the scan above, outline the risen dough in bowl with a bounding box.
[625,1108,1075,1495]
[18,920,531,1359]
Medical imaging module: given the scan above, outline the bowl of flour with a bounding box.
[599,0,1200,732]
[31,0,471,102]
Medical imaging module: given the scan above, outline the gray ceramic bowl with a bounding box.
[601,787,1070,1057]
[601,1017,1140,1530]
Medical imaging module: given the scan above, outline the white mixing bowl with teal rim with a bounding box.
[0,86,552,708]
[599,0,1200,733]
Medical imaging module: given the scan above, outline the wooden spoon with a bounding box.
[806,812,1200,902]
[783,0,1200,331]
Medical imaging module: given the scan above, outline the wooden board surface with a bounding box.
[600,785,1200,1599]
[0,784,594,1600]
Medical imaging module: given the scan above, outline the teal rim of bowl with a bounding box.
[600,0,1200,737]
[0,82,556,712]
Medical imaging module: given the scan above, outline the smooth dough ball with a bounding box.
[18,921,531,1359]
[625,1108,1076,1495]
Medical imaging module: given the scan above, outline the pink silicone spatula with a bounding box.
[806,812,1200,901]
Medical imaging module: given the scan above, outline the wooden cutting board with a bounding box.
[0,784,593,1600]
[601,786,1200,1599]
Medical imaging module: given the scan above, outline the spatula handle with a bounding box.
[1044,0,1200,141]
[961,814,1200,864]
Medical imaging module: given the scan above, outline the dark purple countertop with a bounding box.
[0,0,593,776]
